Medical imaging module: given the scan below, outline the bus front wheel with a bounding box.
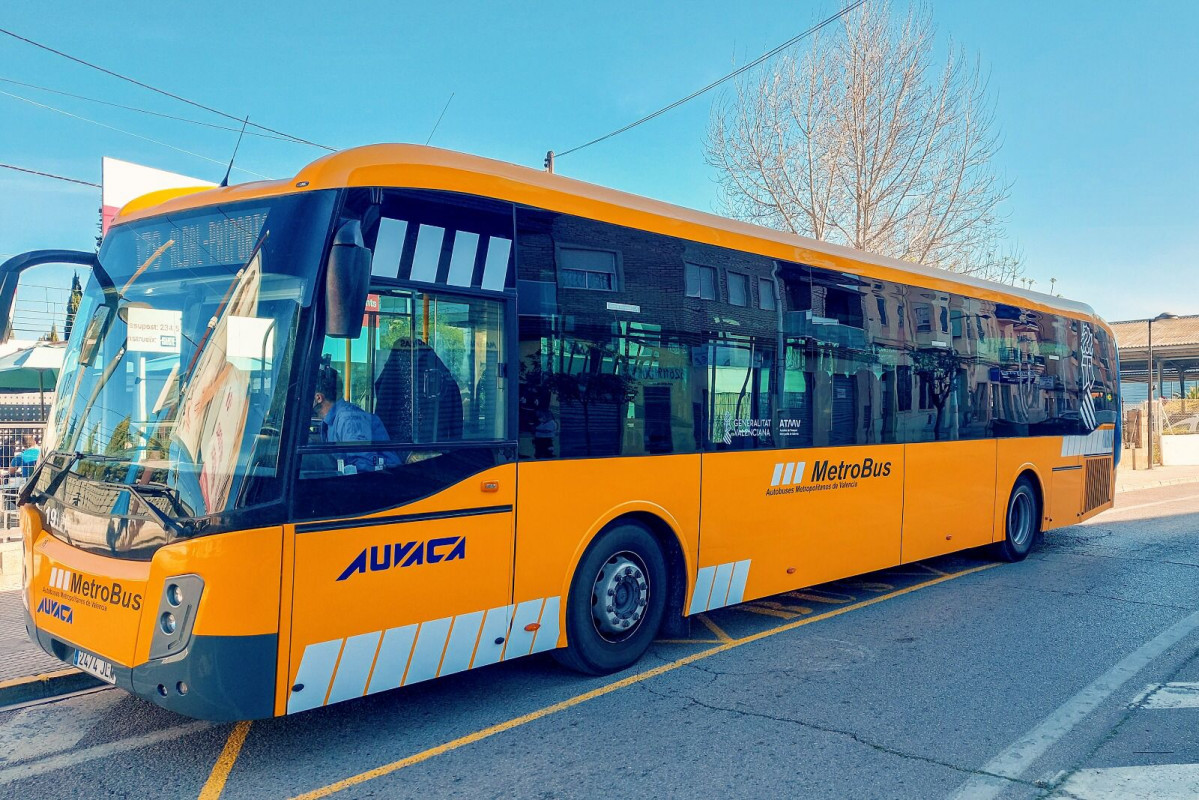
[554,521,667,675]
[993,476,1040,563]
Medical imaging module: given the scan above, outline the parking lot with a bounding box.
[1,480,1197,799]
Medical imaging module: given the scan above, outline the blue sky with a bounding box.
[1,0,1196,327]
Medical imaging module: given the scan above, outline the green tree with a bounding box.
[64,272,83,340]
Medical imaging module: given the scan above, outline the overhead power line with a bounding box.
[0,26,335,152]
[0,89,271,179]
[0,162,99,187]
[0,76,299,143]
[553,0,868,160]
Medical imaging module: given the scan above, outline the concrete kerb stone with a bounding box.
[1115,471,1199,494]
[0,667,103,709]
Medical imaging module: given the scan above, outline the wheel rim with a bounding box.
[591,551,650,643]
[1008,489,1035,548]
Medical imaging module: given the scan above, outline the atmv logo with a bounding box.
[337,537,466,582]
[36,597,73,624]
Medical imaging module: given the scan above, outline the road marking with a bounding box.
[0,721,211,786]
[1051,763,1199,799]
[0,689,121,764]
[198,721,252,800]
[290,563,999,800]
[739,604,799,619]
[950,608,1199,800]
[695,614,732,644]
[1133,682,1199,710]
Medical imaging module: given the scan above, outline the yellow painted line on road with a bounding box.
[656,638,721,645]
[739,604,800,620]
[696,614,733,643]
[0,667,80,691]
[290,562,1000,800]
[198,721,251,800]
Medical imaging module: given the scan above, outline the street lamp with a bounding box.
[1147,312,1178,470]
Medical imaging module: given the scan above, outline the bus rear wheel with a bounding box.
[993,476,1040,562]
[554,522,667,675]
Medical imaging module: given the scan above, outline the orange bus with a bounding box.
[7,145,1119,720]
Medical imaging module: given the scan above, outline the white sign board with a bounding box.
[126,307,182,353]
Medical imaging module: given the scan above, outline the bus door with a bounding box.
[286,280,517,714]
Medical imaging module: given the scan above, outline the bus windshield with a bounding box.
[34,191,334,557]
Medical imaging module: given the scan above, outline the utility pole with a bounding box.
[544,151,555,174]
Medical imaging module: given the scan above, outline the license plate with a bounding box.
[73,650,116,684]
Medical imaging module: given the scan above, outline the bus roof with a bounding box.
[114,143,1099,322]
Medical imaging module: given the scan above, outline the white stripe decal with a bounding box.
[49,568,59,589]
[325,631,381,705]
[782,462,796,485]
[770,463,784,487]
[689,566,716,614]
[438,611,484,677]
[503,598,545,661]
[403,617,453,686]
[480,236,512,291]
[707,563,735,611]
[726,560,752,605]
[365,624,418,695]
[792,462,806,485]
[446,231,481,287]
[471,605,513,668]
[1061,428,1115,457]
[59,570,71,590]
[288,639,343,714]
[291,596,563,713]
[531,596,561,654]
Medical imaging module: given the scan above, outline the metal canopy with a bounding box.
[1112,315,1199,385]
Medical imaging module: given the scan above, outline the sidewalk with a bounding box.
[0,587,68,682]
[1116,463,1199,494]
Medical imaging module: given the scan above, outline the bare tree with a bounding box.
[707,1,1020,282]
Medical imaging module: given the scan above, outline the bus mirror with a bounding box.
[324,220,370,339]
[0,250,98,344]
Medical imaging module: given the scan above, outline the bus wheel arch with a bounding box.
[553,512,681,675]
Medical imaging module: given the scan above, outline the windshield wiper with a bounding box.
[20,450,93,505]
[110,481,189,538]
[21,452,135,505]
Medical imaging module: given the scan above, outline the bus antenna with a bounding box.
[220,116,250,187]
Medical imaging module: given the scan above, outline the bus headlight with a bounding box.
[148,574,203,660]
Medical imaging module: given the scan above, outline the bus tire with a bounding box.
[993,476,1040,562]
[554,521,667,676]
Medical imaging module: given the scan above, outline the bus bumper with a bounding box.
[25,608,276,721]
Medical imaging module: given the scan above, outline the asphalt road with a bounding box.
[2,481,1198,799]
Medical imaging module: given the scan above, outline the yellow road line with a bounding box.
[198,721,252,800]
[920,562,950,577]
[0,667,79,690]
[738,604,799,620]
[290,562,999,800]
[656,638,721,645]
[696,614,733,643]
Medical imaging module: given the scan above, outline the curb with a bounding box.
[0,668,103,709]
[1116,476,1199,494]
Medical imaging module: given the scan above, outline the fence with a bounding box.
[0,422,44,530]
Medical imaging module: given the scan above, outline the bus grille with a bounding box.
[1084,457,1114,512]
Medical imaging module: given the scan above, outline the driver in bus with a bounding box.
[313,365,401,473]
